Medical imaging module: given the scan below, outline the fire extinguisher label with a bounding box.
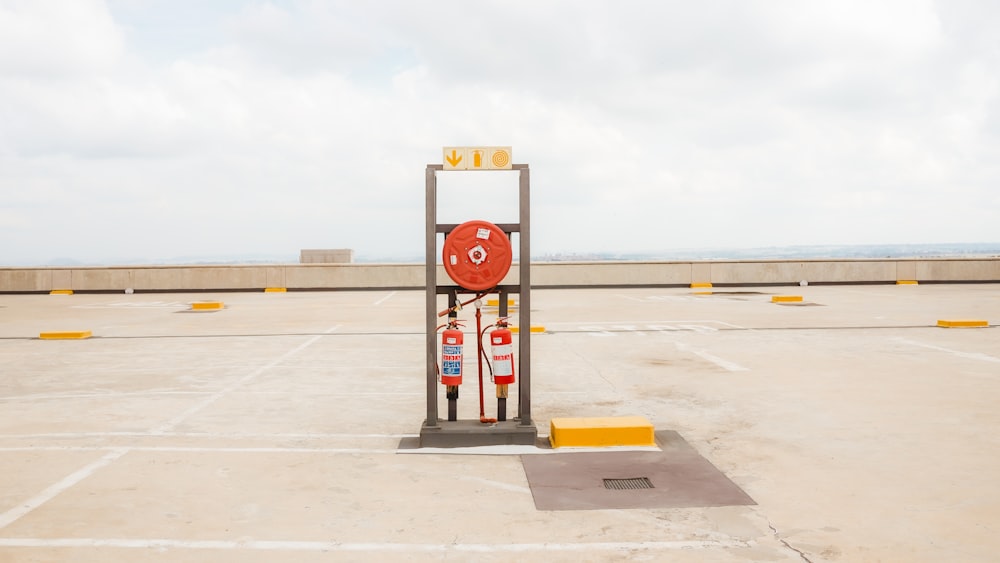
[442,344,462,376]
[494,355,513,376]
[492,344,512,356]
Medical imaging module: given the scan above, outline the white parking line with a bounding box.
[72,301,188,309]
[577,325,617,337]
[150,325,339,434]
[455,475,532,494]
[0,390,423,402]
[0,432,418,440]
[0,449,128,530]
[0,537,751,552]
[0,446,401,454]
[0,390,210,401]
[704,320,748,329]
[547,320,746,335]
[372,291,397,306]
[0,329,333,532]
[0,445,660,456]
[893,338,1000,364]
[674,342,750,372]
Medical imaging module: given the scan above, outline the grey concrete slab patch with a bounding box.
[522,430,755,510]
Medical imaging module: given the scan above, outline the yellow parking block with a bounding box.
[510,325,545,334]
[264,288,287,293]
[549,416,655,448]
[486,298,516,307]
[772,295,803,303]
[39,331,92,340]
[897,280,919,285]
[49,290,74,295]
[191,301,224,311]
[937,319,988,328]
[690,283,713,288]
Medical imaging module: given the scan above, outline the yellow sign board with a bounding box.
[443,146,512,170]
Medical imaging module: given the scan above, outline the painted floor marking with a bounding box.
[150,325,340,434]
[673,342,750,372]
[893,338,1000,364]
[0,326,361,530]
[702,319,747,329]
[455,475,532,494]
[0,448,128,530]
[618,295,714,303]
[72,301,189,309]
[400,445,661,456]
[0,432,418,440]
[0,390,422,402]
[236,390,423,398]
[0,444,659,456]
[567,320,743,336]
[577,325,616,337]
[676,324,717,334]
[372,291,397,306]
[0,390,210,401]
[0,446,401,454]
[0,538,750,552]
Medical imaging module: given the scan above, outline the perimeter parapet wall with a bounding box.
[1,259,998,292]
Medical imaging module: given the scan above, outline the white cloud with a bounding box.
[0,0,997,264]
[0,0,125,78]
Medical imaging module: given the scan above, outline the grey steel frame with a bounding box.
[423,164,533,429]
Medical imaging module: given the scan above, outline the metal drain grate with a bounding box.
[603,477,654,490]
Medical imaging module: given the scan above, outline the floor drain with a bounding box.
[603,477,654,490]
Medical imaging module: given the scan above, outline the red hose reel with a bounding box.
[442,220,512,291]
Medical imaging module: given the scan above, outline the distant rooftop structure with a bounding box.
[299,249,354,264]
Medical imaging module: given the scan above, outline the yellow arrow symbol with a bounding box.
[446,149,463,167]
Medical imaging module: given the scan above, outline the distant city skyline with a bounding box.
[11,242,999,268]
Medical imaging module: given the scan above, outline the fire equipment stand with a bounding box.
[419,163,538,447]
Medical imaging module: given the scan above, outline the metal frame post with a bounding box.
[424,164,441,427]
[515,164,531,425]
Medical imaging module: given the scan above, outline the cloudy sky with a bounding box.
[1,0,998,265]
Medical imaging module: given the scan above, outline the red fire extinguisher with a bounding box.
[490,322,515,385]
[441,323,463,386]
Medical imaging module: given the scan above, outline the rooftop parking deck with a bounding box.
[0,284,998,562]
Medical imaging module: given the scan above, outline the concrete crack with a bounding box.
[571,349,617,391]
[768,521,812,563]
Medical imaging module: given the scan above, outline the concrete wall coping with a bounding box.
[1,257,998,293]
[5,255,998,271]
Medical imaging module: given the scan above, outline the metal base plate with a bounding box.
[417,419,538,448]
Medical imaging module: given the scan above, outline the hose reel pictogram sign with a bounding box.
[442,220,513,291]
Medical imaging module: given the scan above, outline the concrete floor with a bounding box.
[0,284,998,562]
